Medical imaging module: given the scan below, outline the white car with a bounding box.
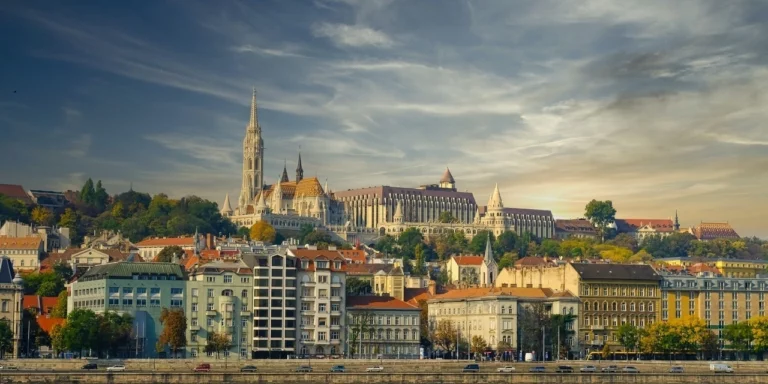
[106,365,126,372]
[366,366,384,372]
[497,366,516,373]
[580,365,597,373]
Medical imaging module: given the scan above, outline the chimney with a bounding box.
[428,280,436,296]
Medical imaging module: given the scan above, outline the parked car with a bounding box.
[622,366,639,374]
[240,365,258,373]
[556,366,574,373]
[106,365,125,372]
[295,366,313,373]
[669,366,684,374]
[580,365,597,373]
[193,363,211,372]
[366,366,384,373]
[81,363,98,370]
[529,366,546,373]
[710,363,734,373]
[601,365,619,373]
[330,365,345,373]
[496,366,516,373]
[462,364,480,373]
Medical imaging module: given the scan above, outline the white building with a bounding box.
[445,235,498,286]
[0,235,43,271]
[135,236,199,261]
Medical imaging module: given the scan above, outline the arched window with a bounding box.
[648,302,654,312]
[612,302,618,311]
[584,302,590,311]
[603,302,608,311]
[241,289,248,298]
[222,289,233,296]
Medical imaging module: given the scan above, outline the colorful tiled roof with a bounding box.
[346,295,419,310]
[431,287,569,300]
[0,235,42,250]
[404,287,435,305]
[337,249,366,263]
[694,222,740,240]
[135,237,195,247]
[37,317,65,334]
[452,255,484,266]
[615,219,674,233]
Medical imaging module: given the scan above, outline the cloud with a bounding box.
[231,44,306,58]
[66,134,92,158]
[312,22,393,47]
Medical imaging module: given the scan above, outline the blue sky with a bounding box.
[1,0,767,237]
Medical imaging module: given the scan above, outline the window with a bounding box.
[171,299,182,307]
[137,299,147,306]
[241,277,250,284]
[301,302,310,311]
[123,287,133,295]
[318,332,327,341]
[137,287,147,295]
[150,299,160,307]
[319,303,327,313]
[331,303,340,312]
[109,287,119,294]
[150,288,160,296]
[207,289,214,298]
[630,302,635,311]
[241,289,248,299]
[191,333,197,342]
[621,302,627,311]
[171,288,183,295]
[191,288,199,297]
[207,302,214,311]
[224,275,233,283]
[317,261,329,269]
[206,276,215,283]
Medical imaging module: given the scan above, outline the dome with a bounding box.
[12,272,23,286]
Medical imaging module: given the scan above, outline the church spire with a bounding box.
[674,210,680,231]
[484,233,494,263]
[296,152,304,182]
[248,87,258,130]
[281,160,289,183]
[220,193,233,216]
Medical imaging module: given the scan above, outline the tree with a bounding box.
[156,308,187,357]
[628,249,653,263]
[750,316,768,353]
[236,226,250,240]
[616,324,641,352]
[538,239,560,257]
[550,314,575,359]
[99,312,133,357]
[471,335,488,355]
[0,193,31,225]
[433,320,458,352]
[346,278,372,295]
[584,200,616,243]
[249,220,276,243]
[51,291,68,318]
[37,279,64,297]
[94,180,109,211]
[53,263,74,282]
[497,253,517,271]
[31,206,54,226]
[438,211,457,223]
[50,324,65,356]
[468,231,494,255]
[348,311,374,357]
[495,231,518,255]
[398,227,424,259]
[58,208,80,236]
[610,233,638,252]
[80,178,96,206]
[205,331,231,358]
[298,224,314,244]
[156,245,184,263]
[724,322,753,360]
[417,300,431,348]
[375,235,396,255]
[22,271,66,296]
[60,309,101,355]
[412,244,427,276]
[518,303,550,357]
[303,230,333,246]
[0,321,13,358]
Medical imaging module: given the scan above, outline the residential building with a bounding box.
[555,219,597,240]
[346,295,421,358]
[0,236,43,270]
[427,287,580,356]
[614,218,676,241]
[42,247,133,273]
[0,222,70,252]
[0,257,24,357]
[373,264,405,300]
[495,262,662,355]
[290,248,347,357]
[67,262,186,357]
[186,259,253,359]
[692,222,740,241]
[0,184,33,205]
[28,190,67,210]
[135,236,199,261]
[445,236,497,286]
[242,247,298,358]
[655,257,768,278]
[346,264,395,285]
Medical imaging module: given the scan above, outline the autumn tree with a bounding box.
[584,199,616,243]
[31,206,54,226]
[724,322,752,360]
[750,316,768,353]
[616,324,641,352]
[156,308,187,357]
[417,300,431,347]
[412,244,427,276]
[156,245,184,263]
[471,335,488,355]
[204,331,232,357]
[51,290,69,318]
[433,320,458,352]
[250,220,276,243]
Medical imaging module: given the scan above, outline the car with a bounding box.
[622,366,639,374]
[710,363,734,373]
[556,366,573,373]
[529,366,546,373]
[330,365,345,373]
[601,365,619,373]
[240,365,258,373]
[462,364,480,373]
[669,366,684,374]
[193,363,211,373]
[81,363,98,370]
[106,365,125,372]
[366,366,384,373]
[0,366,18,371]
[496,366,516,373]
[295,366,313,373]
[580,365,597,373]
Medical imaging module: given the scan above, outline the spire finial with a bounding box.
[249,87,258,129]
[296,151,304,182]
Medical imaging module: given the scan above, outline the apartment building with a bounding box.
[0,235,43,271]
[656,256,768,278]
[186,260,253,358]
[68,262,186,357]
[0,257,24,357]
[496,262,662,355]
[242,248,298,358]
[346,295,421,358]
[289,248,346,357]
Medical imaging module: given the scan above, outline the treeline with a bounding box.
[0,178,237,245]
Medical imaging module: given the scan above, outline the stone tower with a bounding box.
[296,152,304,182]
[238,88,264,211]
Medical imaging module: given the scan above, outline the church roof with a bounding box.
[221,194,233,214]
[452,255,484,266]
[440,168,455,183]
[261,177,325,200]
[693,222,740,240]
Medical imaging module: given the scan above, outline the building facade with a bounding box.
[290,249,347,357]
[445,236,498,286]
[346,296,421,358]
[555,219,597,240]
[186,260,253,358]
[656,257,768,278]
[614,217,678,241]
[135,237,198,261]
[0,257,24,358]
[0,235,43,271]
[68,262,186,357]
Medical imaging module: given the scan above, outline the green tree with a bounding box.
[438,211,457,223]
[80,178,96,205]
[50,324,65,355]
[236,226,250,240]
[348,311,374,357]
[37,279,64,297]
[99,312,133,357]
[724,322,753,360]
[0,193,31,225]
[495,231,518,255]
[111,201,125,219]
[375,235,397,254]
[31,206,54,226]
[250,220,276,243]
[303,230,333,246]
[0,321,13,358]
[94,180,109,211]
[298,223,315,244]
[51,291,68,318]
[397,227,424,259]
[610,233,638,252]
[346,278,373,295]
[584,199,617,243]
[412,244,427,276]
[58,208,80,236]
[468,230,494,255]
[616,324,641,352]
[156,245,184,263]
[539,239,560,257]
[497,252,517,271]
[156,308,187,357]
[61,309,101,355]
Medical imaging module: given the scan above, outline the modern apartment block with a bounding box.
[289,248,347,357]
[242,248,298,358]
[68,262,186,357]
[186,260,253,358]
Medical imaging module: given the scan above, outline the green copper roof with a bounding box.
[80,262,185,281]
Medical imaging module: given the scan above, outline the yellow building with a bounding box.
[656,257,768,278]
[496,262,662,355]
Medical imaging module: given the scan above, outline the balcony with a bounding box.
[206,310,217,316]
[330,310,341,316]
[330,339,341,345]
[331,282,342,288]
[330,324,341,330]
[301,323,315,329]
[301,281,316,287]
[330,296,342,302]
[240,309,251,316]
[301,295,316,300]
[190,324,200,331]
[590,325,605,330]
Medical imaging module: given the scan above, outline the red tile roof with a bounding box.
[346,295,419,310]
[0,235,42,250]
[694,222,740,240]
[615,219,674,233]
[452,255,484,266]
[555,219,596,233]
[337,249,366,264]
[37,317,65,334]
[0,184,32,204]
[23,295,60,316]
[688,263,721,275]
[136,237,195,247]
[431,287,571,300]
[514,256,549,267]
[404,287,435,305]
[345,264,393,275]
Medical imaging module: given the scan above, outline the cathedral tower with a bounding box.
[238,88,264,211]
[296,152,304,182]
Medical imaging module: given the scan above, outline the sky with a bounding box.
[1,0,767,237]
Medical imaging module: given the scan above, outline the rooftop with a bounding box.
[346,295,419,311]
[0,235,42,250]
[0,184,33,204]
[431,287,574,301]
[79,262,185,281]
[452,255,484,266]
[570,263,662,281]
[135,237,195,247]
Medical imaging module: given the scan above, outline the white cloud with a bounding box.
[312,23,393,47]
[231,44,306,58]
[66,134,91,158]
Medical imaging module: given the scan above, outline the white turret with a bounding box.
[272,177,283,213]
[393,200,404,224]
[484,234,493,264]
[220,193,233,216]
[255,190,268,215]
[487,183,504,217]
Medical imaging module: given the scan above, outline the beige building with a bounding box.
[346,295,421,358]
[135,236,198,261]
[614,218,677,241]
[427,287,580,355]
[0,235,43,271]
[445,236,497,286]
[496,262,662,355]
[0,257,24,357]
[186,259,253,359]
[290,249,347,357]
[555,219,597,240]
